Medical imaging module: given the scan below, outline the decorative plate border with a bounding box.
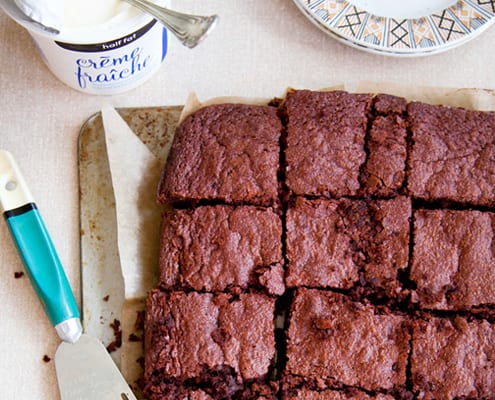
[293,0,495,55]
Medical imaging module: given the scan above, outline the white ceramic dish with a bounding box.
[292,0,495,56]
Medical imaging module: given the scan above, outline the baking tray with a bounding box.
[78,106,182,385]
[77,85,495,397]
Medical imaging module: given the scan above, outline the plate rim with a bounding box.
[292,0,495,55]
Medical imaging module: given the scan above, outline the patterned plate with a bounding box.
[293,0,495,56]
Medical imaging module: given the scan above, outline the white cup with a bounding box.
[0,0,169,95]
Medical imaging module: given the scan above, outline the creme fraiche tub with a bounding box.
[0,0,168,95]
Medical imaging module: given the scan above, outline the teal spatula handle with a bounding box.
[0,150,82,343]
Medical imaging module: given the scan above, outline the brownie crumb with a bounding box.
[128,333,141,342]
[102,295,110,302]
[14,271,24,279]
[135,310,145,332]
[42,355,51,363]
[106,342,118,353]
[106,319,122,353]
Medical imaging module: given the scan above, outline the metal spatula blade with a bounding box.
[55,334,137,400]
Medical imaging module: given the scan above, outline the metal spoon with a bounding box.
[122,0,218,48]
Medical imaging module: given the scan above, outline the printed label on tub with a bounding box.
[31,20,168,95]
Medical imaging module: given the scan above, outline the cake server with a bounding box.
[0,149,137,400]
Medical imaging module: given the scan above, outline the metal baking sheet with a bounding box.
[76,85,495,398]
[78,106,182,375]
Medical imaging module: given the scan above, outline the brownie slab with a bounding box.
[284,90,372,197]
[158,103,282,206]
[285,289,410,392]
[411,209,495,310]
[286,196,411,298]
[159,205,284,295]
[411,315,495,399]
[149,90,495,399]
[144,290,276,398]
[407,101,495,207]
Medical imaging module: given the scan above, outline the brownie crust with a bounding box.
[158,103,282,207]
[285,289,410,392]
[411,209,495,310]
[407,101,495,207]
[158,205,284,295]
[364,114,407,196]
[286,196,411,298]
[411,315,495,399]
[284,90,372,198]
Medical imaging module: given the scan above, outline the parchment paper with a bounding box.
[101,83,495,399]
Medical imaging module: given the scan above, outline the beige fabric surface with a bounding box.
[1,1,495,399]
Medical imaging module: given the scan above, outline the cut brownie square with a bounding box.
[159,205,284,295]
[286,196,411,298]
[411,209,495,310]
[284,90,372,197]
[284,388,394,399]
[407,101,495,207]
[158,103,282,207]
[364,114,407,196]
[411,315,495,399]
[285,289,410,393]
[144,290,276,399]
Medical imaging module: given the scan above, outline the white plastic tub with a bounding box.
[0,0,168,95]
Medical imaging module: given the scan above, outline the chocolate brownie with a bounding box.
[286,196,411,298]
[148,90,495,399]
[144,290,275,399]
[407,101,495,207]
[285,289,410,392]
[158,205,284,295]
[364,114,407,196]
[284,388,394,400]
[158,103,282,207]
[284,90,372,197]
[411,315,495,398]
[411,209,495,310]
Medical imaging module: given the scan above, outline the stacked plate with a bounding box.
[292,0,495,56]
